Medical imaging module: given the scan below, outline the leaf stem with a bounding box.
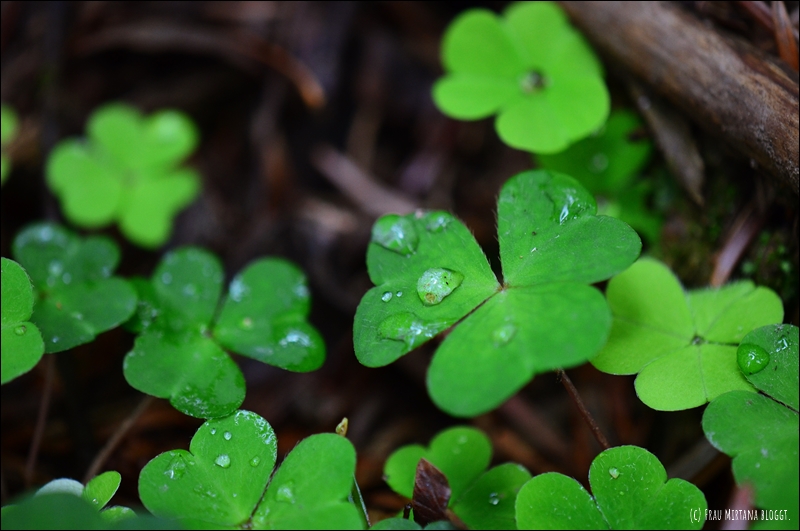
[83,395,154,484]
[25,355,56,488]
[557,369,610,451]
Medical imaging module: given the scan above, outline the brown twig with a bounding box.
[83,395,154,484]
[24,355,56,488]
[710,201,764,287]
[772,1,799,71]
[557,369,610,451]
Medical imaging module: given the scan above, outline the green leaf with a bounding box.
[453,463,531,530]
[371,518,421,530]
[1,493,106,530]
[1,258,44,384]
[139,410,278,527]
[123,249,323,418]
[703,325,799,529]
[82,471,121,511]
[536,109,652,195]
[515,446,707,529]
[592,257,784,410]
[252,433,362,530]
[433,2,609,154]
[214,259,325,372]
[384,427,492,501]
[356,171,640,417]
[2,104,19,185]
[12,223,137,354]
[46,102,201,248]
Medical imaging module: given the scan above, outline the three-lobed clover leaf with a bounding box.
[354,170,641,417]
[536,109,662,245]
[1,103,18,185]
[433,1,609,154]
[515,446,707,529]
[1,258,44,384]
[591,257,784,410]
[703,324,798,529]
[11,223,137,354]
[139,410,363,529]
[123,247,325,419]
[46,102,201,248]
[384,426,532,530]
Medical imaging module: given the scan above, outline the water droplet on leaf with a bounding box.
[161,272,173,285]
[396,291,403,297]
[371,215,419,256]
[164,455,187,480]
[223,431,232,441]
[214,454,231,468]
[378,313,448,349]
[381,291,393,302]
[416,268,464,306]
[737,343,769,375]
[609,467,619,479]
[183,284,197,296]
[210,428,216,435]
[250,456,261,467]
[276,483,295,503]
[14,325,26,336]
[423,211,453,233]
[488,492,500,506]
[492,323,517,347]
[240,317,253,330]
[588,153,609,173]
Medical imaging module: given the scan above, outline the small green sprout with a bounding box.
[11,222,137,354]
[1,104,19,185]
[515,446,707,529]
[138,410,363,529]
[123,247,325,419]
[354,170,641,417]
[591,257,784,410]
[1,258,44,384]
[46,102,201,248]
[703,324,799,527]
[432,1,609,154]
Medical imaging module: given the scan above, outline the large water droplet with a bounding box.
[223,431,232,441]
[547,186,592,225]
[14,325,26,336]
[609,467,619,479]
[488,492,500,506]
[737,343,770,375]
[423,211,454,233]
[164,454,187,480]
[416,268,464,306]
[378,313,448,349]
[492,323,517,347]
[276,482,295,503]
[381,291,393,302]
[214,454,231,468]
[371,215,419,256]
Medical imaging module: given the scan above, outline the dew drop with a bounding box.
[423,211,453,233]
[588,153,609,173]
[229,277,248,302]
[52,336,60,344]
[14,325,26,336]
[276,483,295,503]
[396,291,403,297]
[609,467,619,479]
[183,284,197,296]
[488,492,500,506]
[48,261,64,276]
[214,454,231,468]
[371,215,419,256]
[240,317,253,330]
[210,428,217,435]
[378,313,448,349]
[381,291,393,302]
[161,272,173,285]
[250,456,261,467]
[164,455,187,480]
[492,323,517,347]
[737,343,770,375]
[62,273,72,285]
[416,268,464,306]
[223,431,232,441]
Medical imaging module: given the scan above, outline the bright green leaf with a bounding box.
[82,471,121,511]
[46,102,201,248]
[1,258,44,384]
[516,446,706,529]
[454,463,531,530]
[592,257,784,410]
[433,2,609,154]
[356,171,640,417]
[139,410,278,527]
[11,223,136,354]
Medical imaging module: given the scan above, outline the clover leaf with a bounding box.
[432,2,609,154]
[46,103,201,248]
[384,426,532,530]
[515,446,707,529]
[371,519,455,530]
[123,247,324,418]
[702,324,798,529]
[1,258,44,384]
[1,103,18,185]
[354,170,641,417]
[11,223,137,354]
[139,410,363,529]
[591,258,784,410]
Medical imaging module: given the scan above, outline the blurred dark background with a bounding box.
[1,1,797,526]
